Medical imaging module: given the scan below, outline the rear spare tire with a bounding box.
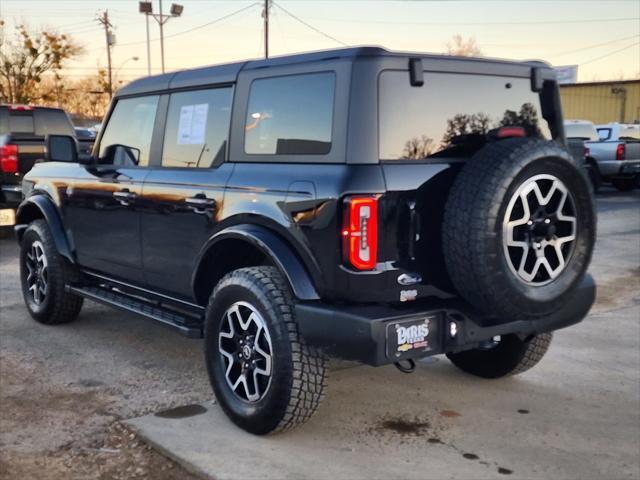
[443,138,595,320]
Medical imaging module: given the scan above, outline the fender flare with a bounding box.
[15,195,74,263]
[192,224,320,301]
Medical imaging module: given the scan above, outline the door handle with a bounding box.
[186,194,216,213]
[113,189,136,205]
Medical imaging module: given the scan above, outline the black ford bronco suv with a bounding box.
[15,47,596,435]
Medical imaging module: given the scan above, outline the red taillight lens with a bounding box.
[496,126,526,138]
[616,143,625,161]
[584,146,590,157]
[8,104,34,111]
[0,144,18,173]
[342,196,378,270]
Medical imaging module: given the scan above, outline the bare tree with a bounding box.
[445,35,482,57]
[0,21,83,104]
[402,135,434,160]
[442,113,491,145]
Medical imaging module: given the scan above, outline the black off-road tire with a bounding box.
[446,333,553,378]
[611,177,638,192]
[204,266,326,435]
[442,138,596,320]
[19,219,83,324]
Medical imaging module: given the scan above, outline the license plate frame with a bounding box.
[0,208,15,227]
[386,314,441,360]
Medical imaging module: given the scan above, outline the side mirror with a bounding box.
[45,135,79,163]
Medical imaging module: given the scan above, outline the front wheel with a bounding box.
[19,220,83,324]
[204,266,326,435]
[446,333,552,378]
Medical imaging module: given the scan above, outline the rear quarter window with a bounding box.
[244,72,335,156]
[379,71,551,161]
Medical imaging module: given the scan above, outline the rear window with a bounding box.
[565,123,599,141]
[379,71,551,161]
[597,128,612,141]
[244,72,335,155]
[9,113,35,133]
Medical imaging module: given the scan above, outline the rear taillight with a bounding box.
[0,144,18,173]
[584,146,590,158]
[8,104,34,111]
[342,196,378,270]
[496,126,526,138]
[616,143,625,161]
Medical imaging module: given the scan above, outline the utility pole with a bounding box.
[97,10,115,98]
[262,0,271,59]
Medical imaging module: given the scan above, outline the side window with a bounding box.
[244,72,335,155]
[162,87,232,168]
[99,95,159,166]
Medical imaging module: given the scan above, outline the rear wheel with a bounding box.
[443,138,595,320]
[204,266,326,435]
[19,220,83,324]
[611,177,638,192]
[446,333,552,378]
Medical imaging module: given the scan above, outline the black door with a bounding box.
[140,86,234,298]
[65,94,161,282]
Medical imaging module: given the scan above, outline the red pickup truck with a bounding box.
[0,105,76,230]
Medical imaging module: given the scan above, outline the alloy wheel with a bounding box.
[25,240,48,305]
[218,301,273,403]
[503,174,577,286]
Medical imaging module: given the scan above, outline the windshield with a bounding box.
[379,71,551,161]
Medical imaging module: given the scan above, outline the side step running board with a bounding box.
[66,285,203,338]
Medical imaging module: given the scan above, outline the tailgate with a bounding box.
[625,141,640,161]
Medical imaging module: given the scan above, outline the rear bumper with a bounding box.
[1,184,22,207]
[295,274,596,366]
[599,159,640,178]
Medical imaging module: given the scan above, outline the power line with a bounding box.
[550,34,640,58]
[272,2,348,46]
[88,2,260,51]
[580,42,639,66]
[300,15,640,26]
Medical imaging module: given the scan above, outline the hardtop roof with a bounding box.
[116,46,548,97]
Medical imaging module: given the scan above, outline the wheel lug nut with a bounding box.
[527,220,533,226]
[544,219,551,224]
[535,242,541,249]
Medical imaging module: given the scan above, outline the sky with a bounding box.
[1,0,639,84]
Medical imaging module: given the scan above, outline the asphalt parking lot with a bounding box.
[1,188,639,480]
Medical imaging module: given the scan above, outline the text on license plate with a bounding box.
[0,208,15,226]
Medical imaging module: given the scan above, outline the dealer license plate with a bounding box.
[0,208,15,226]
[386,315,440,360]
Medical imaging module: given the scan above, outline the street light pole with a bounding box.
[263,0,269,59]
[159,0,165,73]
[145,14,151,75]
[138,1,183,75]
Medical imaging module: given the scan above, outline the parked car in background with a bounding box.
[564,120,601,191]
[590,123,640,191]
[0,105,75,231]
[74,127,97,156]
